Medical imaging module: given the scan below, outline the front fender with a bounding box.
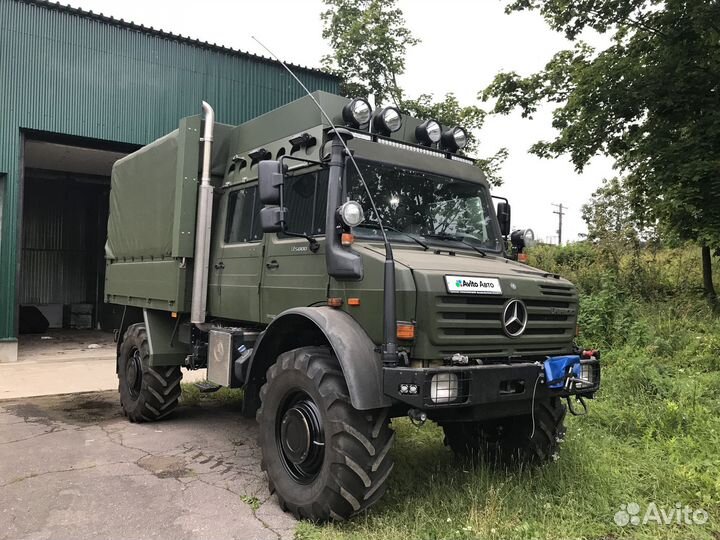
[243,307,390,414]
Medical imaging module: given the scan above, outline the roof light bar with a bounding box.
[342,98,372,128]
[415,119,442,146]
[441,127,468,152]
[373,107,402,135]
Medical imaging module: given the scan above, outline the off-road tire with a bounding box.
[117,323,183,422]
[442,397,566,464]
[257,346,394,521]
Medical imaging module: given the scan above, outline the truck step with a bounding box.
[194,381,222,393]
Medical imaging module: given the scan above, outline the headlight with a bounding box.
[338,200,364,228]
[342,98,372,128]
[373,106,402,135]
[576,362,598,388]
[430,372,459,404]
[441,127,468,152]
[415,119,442,146]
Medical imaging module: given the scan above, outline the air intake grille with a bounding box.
[426,291,578,358]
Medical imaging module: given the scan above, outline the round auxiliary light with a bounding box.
[373,106,403,135]
[441,127,468,152]
[415,119,442,146]
[342,98,372,128]
[338,200,365,228]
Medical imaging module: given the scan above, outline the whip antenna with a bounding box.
[251,36,399,365]
[250,36,390,248]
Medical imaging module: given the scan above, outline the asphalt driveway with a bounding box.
[0,391,295,540]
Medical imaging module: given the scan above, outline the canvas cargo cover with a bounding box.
[106,129,181,259]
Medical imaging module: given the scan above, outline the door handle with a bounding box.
[214,261,225,270]
[266,260,279,270]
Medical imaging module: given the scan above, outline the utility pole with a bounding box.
[552,203,566,245]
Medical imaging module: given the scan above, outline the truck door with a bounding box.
[210,184,264,322]
[260,170,329,323]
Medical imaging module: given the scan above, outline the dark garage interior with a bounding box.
[19,136,133,334]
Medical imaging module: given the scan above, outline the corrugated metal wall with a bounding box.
[20,175,106,306]
[0,0,338,338]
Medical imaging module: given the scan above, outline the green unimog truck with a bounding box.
[105,92,600,521]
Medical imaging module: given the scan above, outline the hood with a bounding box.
[364,244,569,283]
[361,243,578,361]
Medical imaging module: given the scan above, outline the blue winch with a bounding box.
[543,354,598,416]
[543,354,581,389]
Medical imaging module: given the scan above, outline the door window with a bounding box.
[283,170,328,236]
[225,186,263,243]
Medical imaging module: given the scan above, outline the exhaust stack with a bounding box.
[191,101,215,324]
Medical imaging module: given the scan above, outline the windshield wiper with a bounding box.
[357,224,429,250]
[421,233,488,257]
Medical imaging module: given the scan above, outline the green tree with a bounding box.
[483,0,720,303]
[321,0,507,185]
[582,177,657,245]
[581,176,659,268]
[320,0,418,107]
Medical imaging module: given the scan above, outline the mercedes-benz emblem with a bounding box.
[502,299,528,337]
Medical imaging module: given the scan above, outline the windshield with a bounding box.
[345,161,502,252]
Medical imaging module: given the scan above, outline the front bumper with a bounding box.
[383,358,600,409]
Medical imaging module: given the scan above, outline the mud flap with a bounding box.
[143,309,186,366]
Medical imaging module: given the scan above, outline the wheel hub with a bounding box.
[281,408,311,463]
[125,349,143,399]
[276,393,324,483]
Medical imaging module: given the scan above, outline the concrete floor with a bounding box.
[0,330,293,539]
[0,330,205,400]
[0,391,295,540]
[18,329,117,361]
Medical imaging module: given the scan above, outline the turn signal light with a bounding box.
[341,233,354,246]
[518,253,529,264]
[347,298,361,306]
[396,322,415,340]
[327,297,343,308]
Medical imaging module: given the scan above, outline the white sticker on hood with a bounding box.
[445,275,502,295]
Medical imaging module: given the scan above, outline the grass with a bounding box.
[180,382,244,407]
[241,495,262,511]
[297,298,720,540]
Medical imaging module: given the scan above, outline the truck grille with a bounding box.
[427,288,578,359]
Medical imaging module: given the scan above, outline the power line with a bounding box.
[552,203,566,245]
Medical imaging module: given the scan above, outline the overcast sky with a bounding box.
[65,0,616,243]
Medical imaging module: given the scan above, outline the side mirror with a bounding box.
[259,206,286,233]
[510,229,526,252]
[258,160,284,205]
[496,202,511,237]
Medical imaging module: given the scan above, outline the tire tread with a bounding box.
[257,346,394,521]
[118,323,183,423]
[443,398,567,464]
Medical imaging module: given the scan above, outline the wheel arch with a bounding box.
[116,307,186,371]
[242,307,390,416]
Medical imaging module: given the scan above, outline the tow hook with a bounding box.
[566,395,588,416]
[408,408,427,426]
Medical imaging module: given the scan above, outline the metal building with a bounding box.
[0,0,338,362]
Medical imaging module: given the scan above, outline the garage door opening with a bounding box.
[18,134,138,353]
